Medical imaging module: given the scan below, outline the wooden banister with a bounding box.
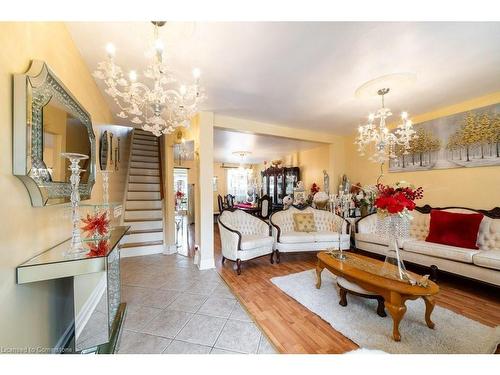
[158,135,165,200]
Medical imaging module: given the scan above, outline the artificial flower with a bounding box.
[374,182,423,216]
[86,240,109,257]
[81,211,110,236]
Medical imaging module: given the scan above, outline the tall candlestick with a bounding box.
[62,152,89,257]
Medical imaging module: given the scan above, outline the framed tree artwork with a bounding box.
[389,103,500,172]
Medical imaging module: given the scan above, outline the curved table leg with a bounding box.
[376,297,387,317]
[384,301,407,342]
[315,263,324,289]
[423,296,435,329]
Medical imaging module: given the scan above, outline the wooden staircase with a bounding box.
[120,129,165,257]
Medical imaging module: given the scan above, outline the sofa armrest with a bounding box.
[356,213,378,234]
[334,214,350,235]
[217,217,242,259]
[269,213,282,243]
[249,215,271,237]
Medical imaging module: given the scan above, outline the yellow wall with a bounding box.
[296,144,331,192]
[213,162,228,212]
[345,92,500,208]
[0,22,126,350]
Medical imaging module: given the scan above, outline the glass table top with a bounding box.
[18,226,129,269]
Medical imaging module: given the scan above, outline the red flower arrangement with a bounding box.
[175,190,185,199]
[81,211,110,237]
[86,240,109,257]
[374,181,423,215]
[310,183,320,195]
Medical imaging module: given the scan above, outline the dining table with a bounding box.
[234,203,260,215]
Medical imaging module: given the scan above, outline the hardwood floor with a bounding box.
[211,226,500,354]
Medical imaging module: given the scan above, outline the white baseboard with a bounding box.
[75,273,106,340]
[198,257,215,270]
[120,244,164,258]
[162,244,177,255]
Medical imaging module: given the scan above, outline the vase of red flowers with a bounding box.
[374,181,423,281]
[306,183,321,205]
[175,190,185,210]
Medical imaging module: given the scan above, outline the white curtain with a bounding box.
[227,168,249,203]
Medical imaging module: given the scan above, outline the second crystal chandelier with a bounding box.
[93,21,206,137]
[355,88,416,163]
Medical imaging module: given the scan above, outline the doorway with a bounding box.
[174,167,194,256]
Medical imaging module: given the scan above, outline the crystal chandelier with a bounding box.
[233,151,253,175]
[355,88,416,163]
[93,21,206,137]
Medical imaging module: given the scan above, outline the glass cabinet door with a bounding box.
[276,173,284,204]
[269,176,275,203]
[262,175,268,197]
[285,171,295,195]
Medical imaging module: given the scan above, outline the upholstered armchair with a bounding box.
[217,209,274,274]
[270,206,350,262]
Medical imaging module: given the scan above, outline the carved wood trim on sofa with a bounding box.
[217,215,243,250]
[415,205,500,219]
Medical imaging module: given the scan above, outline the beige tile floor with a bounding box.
[117,253,277,354]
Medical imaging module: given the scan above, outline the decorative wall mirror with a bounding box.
[13,60,96,206]
[99,131,109,171]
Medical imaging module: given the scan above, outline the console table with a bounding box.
[17,226,129,353]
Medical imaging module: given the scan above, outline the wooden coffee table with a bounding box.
[315,251,439,341]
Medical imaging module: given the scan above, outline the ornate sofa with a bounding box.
[217,209,274,274]
[270,206,350,262]
[355,206,500,286]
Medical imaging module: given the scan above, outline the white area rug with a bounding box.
[271,269,500,354]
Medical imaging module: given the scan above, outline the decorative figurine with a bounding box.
[323,170,330,195]
[283,195,293,210]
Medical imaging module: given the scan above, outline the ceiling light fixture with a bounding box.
[232,151,253,174]
[355,87,417,163]
[93,21,206,137]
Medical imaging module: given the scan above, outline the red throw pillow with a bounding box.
[425,210,484,249]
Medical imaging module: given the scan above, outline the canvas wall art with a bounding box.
[388,103,500,172]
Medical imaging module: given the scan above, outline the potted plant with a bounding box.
[351,184,377,217]
[306,183,320,205]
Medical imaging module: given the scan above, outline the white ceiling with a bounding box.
[67,22,500,135]
[213,128,323,164]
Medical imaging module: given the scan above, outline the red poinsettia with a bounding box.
[374,182,423,215]
[86,240,109,257]
[81,211,110,236]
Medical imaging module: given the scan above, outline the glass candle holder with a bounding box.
[62,152,89,257]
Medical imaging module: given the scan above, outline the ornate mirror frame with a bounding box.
[13,60,96,206]
[99,130,109,171]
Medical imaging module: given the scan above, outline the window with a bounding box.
[227,168,251,203]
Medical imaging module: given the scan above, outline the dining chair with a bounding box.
[217,194,224,213]
[258,194,272,220]
[226,194,235,208]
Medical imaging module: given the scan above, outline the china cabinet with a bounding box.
[261,166,300,207]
